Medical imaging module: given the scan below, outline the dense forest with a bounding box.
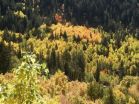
[0,0,139,104]
[1,0,139,33]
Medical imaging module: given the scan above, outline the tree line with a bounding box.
[0,0,139,33]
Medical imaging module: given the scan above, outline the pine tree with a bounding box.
[95,61,100,82]
[2,28,10,42]
[48,48,57,73]
[87,82,104,101]
[62,31,67,41]
[62,49,71,77]
[0,40,11,73]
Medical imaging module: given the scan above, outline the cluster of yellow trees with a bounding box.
[0,23,139,103]
[0,54,138,104]
[50,23,102,43]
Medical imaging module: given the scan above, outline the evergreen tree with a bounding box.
[48,48,57,73]
[2,28,10,42]
[95,61,100,82]
[0,41,11,73]
[87,82,104,101]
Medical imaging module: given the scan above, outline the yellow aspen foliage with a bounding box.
[50,23,102,43]
[127,97,136,104]
[113,88,126,103]
[14,11,26,18]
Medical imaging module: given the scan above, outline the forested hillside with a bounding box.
[1,0,139,32]
[0,0,139,104]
